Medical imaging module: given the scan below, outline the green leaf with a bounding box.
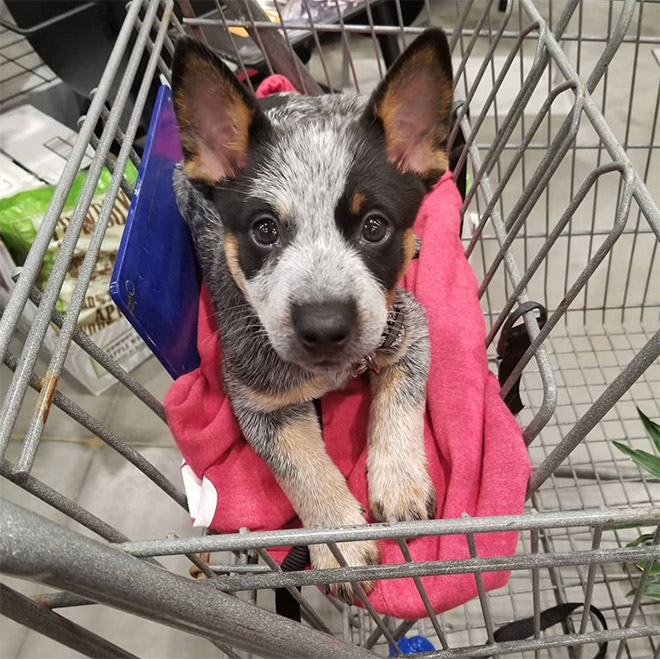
[638,407,660,453]
[627,576,660,601]
[612,441,660,480]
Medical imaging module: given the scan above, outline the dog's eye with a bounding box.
[361,215,390,244]
[251,217,280,247]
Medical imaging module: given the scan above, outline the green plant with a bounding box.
[613,408,660,602]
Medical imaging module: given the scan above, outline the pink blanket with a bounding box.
[165,75,530,619]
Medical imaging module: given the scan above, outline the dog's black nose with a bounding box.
[291,301,356,356]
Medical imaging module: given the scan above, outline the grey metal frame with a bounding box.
[1,1,659,658]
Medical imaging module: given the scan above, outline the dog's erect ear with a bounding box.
[172,37,262,183]
[365,28,453,179]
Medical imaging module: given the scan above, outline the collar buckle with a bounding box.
[351,305,405,378]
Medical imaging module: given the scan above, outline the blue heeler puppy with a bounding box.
[171,28,453,602]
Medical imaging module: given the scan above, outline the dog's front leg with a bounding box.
[234,401,380,602]
[367,336,436,522]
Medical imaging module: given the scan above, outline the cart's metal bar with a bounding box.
[552,465,658,481]
[1,501,376,659]
[596,1,633,325]
[333,0,360,93]
[34,592,97,609]
[448,0,476,55]
[362,0,384,82]
[15,276,166,422]
[100,102,142,170]
[326,542,401,654]
[484,163,626,347]
[115,507,660,556]
[271,0,310,95]
[88,131,135,199]
[206,563,271,573]
[464,520,495,644]
[621,76,660,321]
[534,511,577,644]
[177,0,208,43]
[0,0,162,467]
[581,2,616,327]
[421,626,660,659]
[229,0,275,75]
[180,18,660,45]
[528,329,660,495]
[614,524,660,659]
[393,0,405,48]
[460,112,557,444]
[223,0,322,95]
[0,459,130,545]
[530,528,541,659]
[499,167,636,400]
[0,0,143,365]
[0,583,138,659]
[185,541,660,592]
[0,2,98,36]
[2,350,187,511]
[453,22,539,206]
[214,0,257,95]
[14,0,173,476]
[520,0,660,238]
[395,538,449,650]
[254,547,334,634]
[300,0,335,92]
[452,0,496,86]
[166,532,217,580]
[364,618,416,651]
[578,526,603,640]
[448,0,513,153]
[135,7,172,85]
[461,24,551,212]
[464,80,579,262]
[585,0,637,95]
[641,239,659,322]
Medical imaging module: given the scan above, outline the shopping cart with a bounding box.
[1,1,659,657]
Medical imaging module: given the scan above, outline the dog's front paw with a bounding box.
[310,539,380,605]
[368,461,436,522]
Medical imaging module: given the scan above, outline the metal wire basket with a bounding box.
[1,1,658,658]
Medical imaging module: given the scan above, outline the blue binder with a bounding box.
[110,85,201,379]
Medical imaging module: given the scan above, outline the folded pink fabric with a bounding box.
[164,76,530,619]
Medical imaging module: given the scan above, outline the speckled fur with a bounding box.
[172,29,452,602]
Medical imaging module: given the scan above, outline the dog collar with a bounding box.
[352,304,406,377]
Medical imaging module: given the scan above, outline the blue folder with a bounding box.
[110,85,201,379]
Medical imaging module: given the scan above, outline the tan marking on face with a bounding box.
[386,228,416,306]
[350,191,367,215]
[223,233,249,298]
[238,378,328,413]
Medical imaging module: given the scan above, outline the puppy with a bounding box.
[171,28,453,602]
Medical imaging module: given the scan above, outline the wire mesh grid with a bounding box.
[0,0,659,658]
[0,5,58,110]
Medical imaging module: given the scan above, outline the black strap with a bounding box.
[494,602,608,659]
[497,301,547,415]
[274,545,309,622]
